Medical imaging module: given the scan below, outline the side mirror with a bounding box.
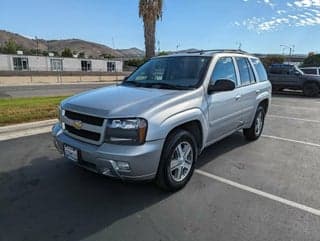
[123,76,129,81]
[208,79,236,94]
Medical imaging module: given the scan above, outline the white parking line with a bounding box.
[267,115,320,124]
[195,169,320,217]
[271,104,316,111]
[262,135,320,148]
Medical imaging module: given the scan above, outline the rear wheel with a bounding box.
[243,106,265,141]
[156,129,197,191]
[303,83,319,97]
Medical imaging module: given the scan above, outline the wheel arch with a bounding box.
[259,98,269,114]
[164,120,204,154]
[303,80,320,87]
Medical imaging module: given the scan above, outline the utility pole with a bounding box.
[176,43,180,52]
[35,36,39,56]
[236,41,242,50]
[157,40,160,54]
[280,44,295,64]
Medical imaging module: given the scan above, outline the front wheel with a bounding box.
[243,106,265,141]
[303,83,319,97]
[156,129,197,191]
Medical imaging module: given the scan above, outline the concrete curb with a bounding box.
[0,119,57,134]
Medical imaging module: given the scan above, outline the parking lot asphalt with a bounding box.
[1,93,320,241]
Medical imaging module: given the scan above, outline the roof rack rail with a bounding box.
[186,49,249,54]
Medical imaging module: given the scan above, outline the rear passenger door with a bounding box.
[235,57,257,126]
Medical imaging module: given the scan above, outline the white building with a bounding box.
[0,54,123,72]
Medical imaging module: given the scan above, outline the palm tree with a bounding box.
[139,0,163,59]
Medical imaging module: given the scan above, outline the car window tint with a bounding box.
[251,58,268,81]
[302,69,317,75]
[211,57,237,84]
[236,57,254,86]
[269,67,280,74]
[127,56,211,87]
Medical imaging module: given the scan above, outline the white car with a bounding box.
[52,49,271,191]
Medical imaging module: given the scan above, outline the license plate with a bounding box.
[64,145,78,162]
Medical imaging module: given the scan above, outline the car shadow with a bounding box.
[271,90,319,98]
[196,131,249,168]
[0,152,169,241]
[0,131,249,241]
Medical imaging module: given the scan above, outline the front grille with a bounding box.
[65,110,104,126]
[65,124,101,141]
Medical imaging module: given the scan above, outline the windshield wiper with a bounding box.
[121,81,145,87]
[122,81,194,90]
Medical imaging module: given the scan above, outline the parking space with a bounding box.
[269,96,320,121]
[1,94,320,241]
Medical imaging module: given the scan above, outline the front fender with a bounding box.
[147,108,208,144]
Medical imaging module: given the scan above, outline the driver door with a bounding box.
[207,57,242,142]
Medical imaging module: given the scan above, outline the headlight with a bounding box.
[57,105,65,124]
[58,106,62,123]
[105,118,147,145]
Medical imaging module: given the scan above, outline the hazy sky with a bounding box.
[1,0,319,54]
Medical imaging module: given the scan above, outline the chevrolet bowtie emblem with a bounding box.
[72,120,83,130]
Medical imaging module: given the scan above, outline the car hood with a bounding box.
[61,85,187,118]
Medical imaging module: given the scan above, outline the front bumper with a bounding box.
[52,123,164,181]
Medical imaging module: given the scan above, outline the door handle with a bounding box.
[235,95,241,100]
[256,89,261,94]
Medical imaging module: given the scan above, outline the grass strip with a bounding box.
[0,96,68,126]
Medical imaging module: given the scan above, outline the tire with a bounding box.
[243,106,265,141]
[272,86,282,92]
[156,129,197,192]
[303,83,319,97]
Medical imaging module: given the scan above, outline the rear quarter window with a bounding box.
[250,58,268,82]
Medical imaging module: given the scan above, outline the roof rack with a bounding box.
[186,49,249,54]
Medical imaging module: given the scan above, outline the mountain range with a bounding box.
[0,30,145,58]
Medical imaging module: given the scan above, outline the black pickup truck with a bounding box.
[268,64,320,97]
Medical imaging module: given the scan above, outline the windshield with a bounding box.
[123,56,211,89]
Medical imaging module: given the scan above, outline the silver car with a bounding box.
[52,49,271,191]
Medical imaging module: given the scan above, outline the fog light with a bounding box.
[116,161,131,171]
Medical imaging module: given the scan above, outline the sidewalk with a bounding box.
[0,119,56,141]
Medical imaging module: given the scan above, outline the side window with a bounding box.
[286,67,295,75]
[236,57,255,86]
[269,67,281,74]
[251,58,268,82]
[302,69,317,75]
[211,57,237,84]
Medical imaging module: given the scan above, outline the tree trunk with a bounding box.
[144,19,156,59]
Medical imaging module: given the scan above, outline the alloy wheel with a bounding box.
[169,141,194,182]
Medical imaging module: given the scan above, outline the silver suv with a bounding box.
[52,50,271,191]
